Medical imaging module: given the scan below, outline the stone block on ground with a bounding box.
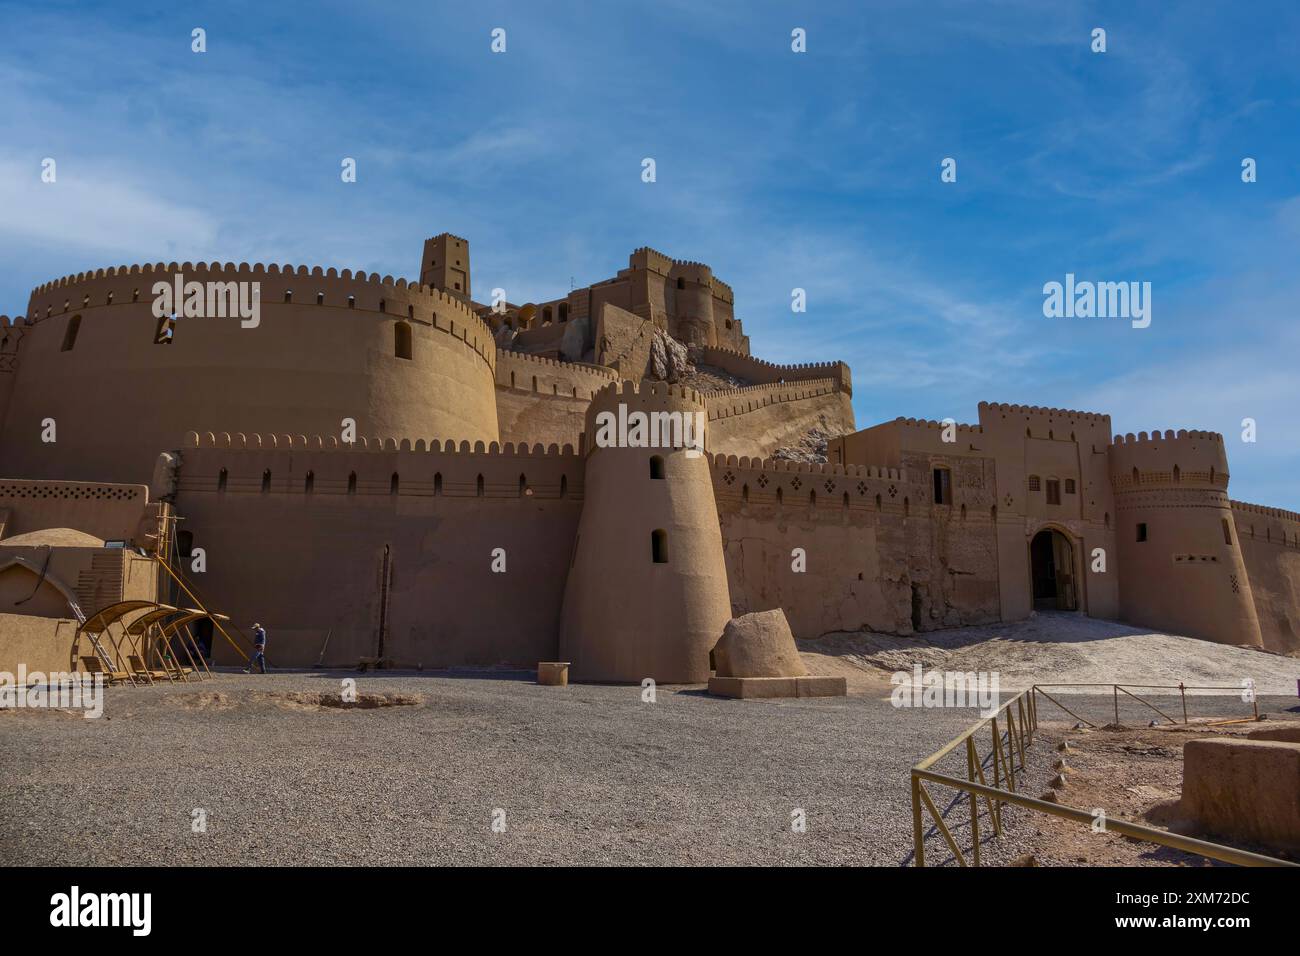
[707,675,847,699]
[1178,738,1300,852]
[1247,724,1300,743]
[537,662,570,686]
[712,609,808,678]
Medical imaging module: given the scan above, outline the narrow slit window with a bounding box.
[932,467,951,505]
[61,314,81,352]
[395,321,413,360]
[651,529,668,564]
[1046,479,1061,505]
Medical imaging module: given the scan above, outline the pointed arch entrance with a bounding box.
[1030,527,1077,611]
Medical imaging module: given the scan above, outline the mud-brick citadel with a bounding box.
[1,232,1298,681]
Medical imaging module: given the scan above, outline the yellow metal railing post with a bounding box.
[917,783,967,866]
[966,736,980,866]
[911,773,925,868]
[990,716,1002,792]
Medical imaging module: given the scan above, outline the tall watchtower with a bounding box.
[560,381,732,682]
[419,233,471,302]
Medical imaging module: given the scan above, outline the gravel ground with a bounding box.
[2,668,1293,867]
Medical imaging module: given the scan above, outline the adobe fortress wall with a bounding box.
[173,431,583,668]
[0,316,26,440]
[1,262,500,486]
[710,452,1000,639]
[705,378,856,459]
[1231,500,1300,655]
[493,349,619,450]
[0,478,159,545]
[693,347,852,395]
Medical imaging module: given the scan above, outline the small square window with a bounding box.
[1027,475,1041,492]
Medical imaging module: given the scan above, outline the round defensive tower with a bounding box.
[1108,429,1263,647]
[0,262,499,484]
[667,262,717,347]
[559,380,732,683]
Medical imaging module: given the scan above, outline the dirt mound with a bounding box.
[800,611,1300,694]
[173,690,421,711]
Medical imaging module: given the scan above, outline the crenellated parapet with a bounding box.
[1231,500,1300,548]
[178,430,582,500]
[494,348,618,399]
[705,378,841,421]
[584,379,707,421]
[977,401,1112,445]
[979,401,1110,423]
[694,345,851,396]
[890,415,983,435]
[628,246,676,276]
[1108,429,1229,491]
[24,261,496,372]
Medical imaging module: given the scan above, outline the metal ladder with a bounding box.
[70,600,119,676]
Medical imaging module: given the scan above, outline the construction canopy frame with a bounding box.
[72,600,231,683]
[152,554,250,665]
[73,599,161,683]
[124,604,223,682]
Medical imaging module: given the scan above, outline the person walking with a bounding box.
[245,622,268,674]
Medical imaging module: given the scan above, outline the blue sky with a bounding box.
[1,0,1297,507]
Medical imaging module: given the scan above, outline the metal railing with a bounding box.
[910,684,1296,868]
[1032,682,1260,729]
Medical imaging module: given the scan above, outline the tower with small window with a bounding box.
[1108,429,1261,647]
[419,233,471,302]
[559,381,731,682]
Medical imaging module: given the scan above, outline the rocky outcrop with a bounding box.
[648,327,690,383]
